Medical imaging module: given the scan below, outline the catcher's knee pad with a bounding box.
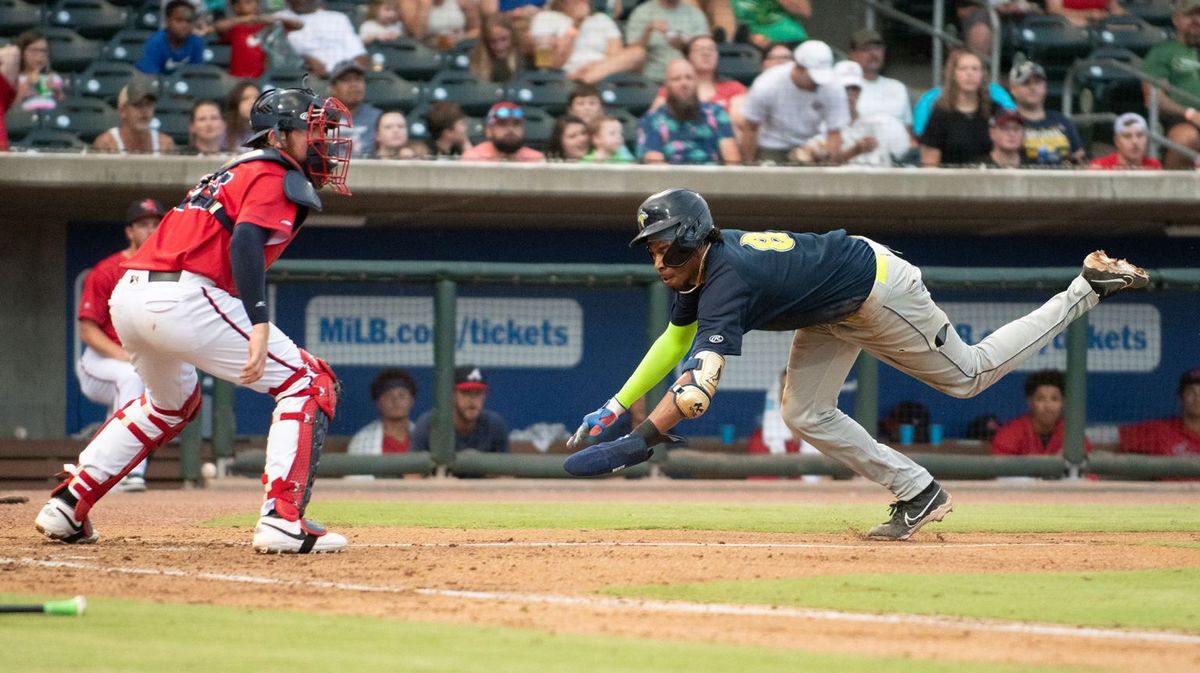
[265,351,338,521]
[62,384,200,520]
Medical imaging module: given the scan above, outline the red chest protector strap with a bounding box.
[180,149,320,233]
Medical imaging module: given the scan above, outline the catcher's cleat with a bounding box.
[1081,250,1149,300]
[35,496,99,544]
[867,481,953,541]
[252,515,346,554]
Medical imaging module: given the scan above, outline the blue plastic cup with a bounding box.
[898,423,914,445]
[720,424,736,444]
[929,423,944,446]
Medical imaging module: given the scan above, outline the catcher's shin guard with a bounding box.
[263,351,338,521]
[56,384,201,523]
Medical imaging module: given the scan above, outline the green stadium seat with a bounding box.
[152,95,193,145]
[13,128,87,150]
[1073,48,1145,115]
[43,27,103,73]
[258,63,319,92]
[443,38,478,71]
[405,102,431,141]
[518,105,553,151]
[1092,17,1169,57]
[0,0,43,37]
[47,0,129,40]
[1124,0,1174,27]
[164,63,237,102]
[130,0,159,31]
[362,70,422,112]
[369,38,443,81]
[716,42,761,86]
[423,70,504,116]
[76,59,140,105]
[48,95,118,142]
[507,70,570,115]
[101,28,151,63]
[597,72,657,116]
[4,105,44,142]
[202,40,231,68]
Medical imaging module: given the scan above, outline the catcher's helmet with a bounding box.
[246,87,354,195]
[630,188,717,267]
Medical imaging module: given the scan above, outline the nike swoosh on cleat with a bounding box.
[903,489,941,527]
[259,522,308,541]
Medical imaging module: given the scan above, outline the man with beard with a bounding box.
[412,366,510,454]
[1143,0,1200,168]
[741,40,849,164]
[462,102,546,162]
[637,59,739,164]
[93,79,177,154]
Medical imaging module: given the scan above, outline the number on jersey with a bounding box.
[739,232,795,252]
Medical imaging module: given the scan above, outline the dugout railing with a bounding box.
[215,261,1200,482]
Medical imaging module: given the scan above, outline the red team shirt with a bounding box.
[125,159,300,294]
[1089,153,1162,170]
[381,435,411,453]
[78,250,130,345]
[1119,419,1200,456]
[225,22,269,79]
[990,414,1094,456]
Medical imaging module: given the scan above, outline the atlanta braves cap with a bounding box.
[454,365,488,391]
[126,197,165,224]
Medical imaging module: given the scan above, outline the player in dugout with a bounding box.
[36,85,355,554]
[565,188,1149,540]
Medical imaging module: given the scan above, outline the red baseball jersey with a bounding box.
[990,414,1093,456]
[1119,418,1200,456]
[126,159,301,295]
[78,250,129,345]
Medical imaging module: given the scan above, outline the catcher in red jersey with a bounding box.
[37,86,355,553]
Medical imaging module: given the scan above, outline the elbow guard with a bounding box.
[671,351,725,419]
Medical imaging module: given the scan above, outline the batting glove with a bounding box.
[563,433,652,476]
[567,398,625,449]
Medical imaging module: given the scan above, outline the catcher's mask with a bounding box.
[247,87,354,195]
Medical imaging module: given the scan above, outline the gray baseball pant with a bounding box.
[781,241,1098,500]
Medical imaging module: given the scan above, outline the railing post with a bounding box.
[853,353,879,440]
[431,278,457,473]
[211,378,235,460]
[1063,316,1089,479]
[645,280,671,470]
[1148,85,1161,159]
[865,3,876,30]
[179,404,202,486]
[933,0,945,88]
[988,7,1001,82]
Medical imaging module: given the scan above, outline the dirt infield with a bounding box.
[3,479,1199,672]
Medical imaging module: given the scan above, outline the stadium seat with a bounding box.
[48,95,118,142]
[202,40,232,68]
[368,38,443,81]
[258,63,316,92]
[465,114,485,144]
[47,0,129,40]
[507,70,570,115]
[101,28,151,63]
[13,128,86,150]
[164,63,237,101]
[1012,15,1094,105]
[325,0,365,25]
[76,59,140,105]
[130,0,159,31]
[362,70,422,112]
[42,27,103,73]
[604,106,639,149]
[1073,48,1145,115]
[443,38,478,71]
[1124,0,1174,27]
[716,42,761,86]
[519,105,554,151]
[152,95,193,145]
[423,70,505,116]
[0,0,43,37]
[405,102,431,141]
[4,105,44,142]
[1091,17,1169,57]
[597,72,657,116]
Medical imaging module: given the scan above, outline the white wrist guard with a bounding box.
[672,351,724,419]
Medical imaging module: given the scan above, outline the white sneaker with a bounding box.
[34,498,99,544]
[252,515,346,554]
[113,475,147,493]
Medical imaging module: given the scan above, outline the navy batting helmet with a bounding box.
[630,188,717,267]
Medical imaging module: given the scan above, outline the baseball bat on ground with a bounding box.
[0,595,86,616]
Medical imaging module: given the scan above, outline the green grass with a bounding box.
[207,502,1200,534]
[0,594,1102,673]
[605,568,1200,633]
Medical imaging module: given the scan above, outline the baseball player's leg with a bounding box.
[75,348,152,485]
[780,326,933,501]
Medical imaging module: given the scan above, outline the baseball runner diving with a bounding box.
[564,188,1150,540]
[35,86,355,554]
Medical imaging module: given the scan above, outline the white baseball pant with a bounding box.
[782,241,1098,501]
[76,348,149,478]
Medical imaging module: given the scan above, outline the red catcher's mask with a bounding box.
[306,96,354,196]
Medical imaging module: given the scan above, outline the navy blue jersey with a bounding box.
[670,229,876,357]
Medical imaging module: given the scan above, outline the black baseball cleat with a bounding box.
[867,480,953,541]
[1081,250,1149,300]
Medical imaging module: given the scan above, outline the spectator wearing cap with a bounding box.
[75,198,166,492]
[919,48,995,167]
[624,0,710,83]
[1119,368,1200,456]
[93,79,178,155]
[741,40,849,164]
[327,60,382,158]
[981,109,1024,167]
[426,101,473,157]
[348,369,419,455]
[462,102,547,161]
[992,370,1093,456]
[278,0,370,78]
[730,0,811,48]
[1009,61,1084,165]
[136,0,206,75]
[803,60,910,165]
[847,28,913,133]
[1142,0,1200,169]
[1090,113,1163,169]
[412,365,511,454]
[638,59,740,164]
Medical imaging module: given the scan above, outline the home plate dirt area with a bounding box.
[2,479,1198,672]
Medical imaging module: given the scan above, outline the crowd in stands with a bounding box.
[3,0,1199,166]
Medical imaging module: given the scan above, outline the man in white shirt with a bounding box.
[740,40,849,163]
[848,29,913,134]
[277,0,369,77]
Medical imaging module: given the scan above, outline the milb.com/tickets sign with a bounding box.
[306,296,583,367]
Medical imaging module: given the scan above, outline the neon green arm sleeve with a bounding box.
[613,321,697,409]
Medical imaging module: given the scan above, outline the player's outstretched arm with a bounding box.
[567,321,697,448]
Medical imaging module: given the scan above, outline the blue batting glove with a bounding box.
[567,398,625,449]
[563,433,652,476]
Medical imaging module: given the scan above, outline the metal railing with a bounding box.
[1063,57,1200,161]
[861,0,1002,84]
